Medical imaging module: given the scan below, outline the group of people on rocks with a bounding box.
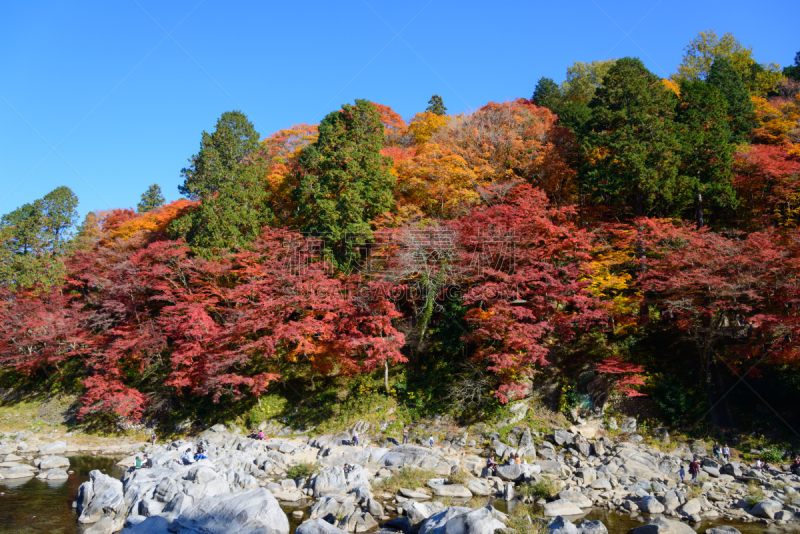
[172,446,208,465]
[712,443,731,463]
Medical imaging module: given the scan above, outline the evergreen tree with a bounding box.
[0,186,78,290]
[137,184,165,212]
[178,111,260,200]
[531,77,563,111]
[707,57,757,144]
[676,80,737,228]
[783,50,800,81]
[581,57,682,217]
[296,99,394,264]
[171,161,272,253]
[426,95,447,115]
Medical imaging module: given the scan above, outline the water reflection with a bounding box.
[0,455,123,534]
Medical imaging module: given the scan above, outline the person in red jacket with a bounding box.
[689,460,700,484]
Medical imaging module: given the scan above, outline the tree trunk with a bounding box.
[696,191,704,230]
[384,359,390,394]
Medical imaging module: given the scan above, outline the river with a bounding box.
[0,456,770,534]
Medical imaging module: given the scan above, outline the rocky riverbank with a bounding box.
[3,414,800,534]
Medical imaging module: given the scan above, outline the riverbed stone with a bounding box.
[548,516,579,534]
[296,519,349,534]
[39,441,67,455]
[37,456,70,469]
[750,499,783,519]
[640,496,666,514]
[544,499,585,517]
[631,516,696,534]
[578,520,608,534]
[169,487,289,534]
[0,465,35,479]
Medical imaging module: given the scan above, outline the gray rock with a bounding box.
[544,499,585,517]
[679,498,701,516]
[702,465,720,478]
[590,478,611,490]
[504,483,514,501]
[639,496,665,514]
[466,479,492,496]
[428,482,472,498]
[398,488,431,500]
[337,512,378,533]
[170,488,289,534]
[78,470,125,524]
[722,463,743,477]
[295,519,349,534]
[548,516,579,534]
[554,430,576,445]
[366,498,383,517]
[42,468,69,480]
[419,506,472,534]
[558,490,593,508]
[443,506,506,534]
[578,520,608,534]
[630,517,696,534]
[620,417,637,434]
[85,516,117,534]
[38,441,67,455]
[496,464,528,482]
[0,466,35,479]
[705,527,742,534]
[751,500,783,519]
[536,460,563,473]
[37,456,70,470]
[119,516,171,534]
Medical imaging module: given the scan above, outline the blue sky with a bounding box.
[2,0,798,222]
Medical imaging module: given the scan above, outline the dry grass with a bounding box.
[373,467,437,494]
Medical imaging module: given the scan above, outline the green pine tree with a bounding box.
[707,57,757,144]
[426,95,447,115]
[178,110,260,200]
[676,80,737,228]
[171,112,272,254]
[296,99,395,265]
[784,51,800,81]
[531,77,563,111]
[137,184,165,212]
[581,57,683,217]
[0,186,78,291]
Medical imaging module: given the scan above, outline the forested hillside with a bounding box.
[2,31,800,440]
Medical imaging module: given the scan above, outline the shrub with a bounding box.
[762,449,783,463]
[518,479,557,499]
[447,467,469,485]
[286,462,317,479]
[373,467,437,493]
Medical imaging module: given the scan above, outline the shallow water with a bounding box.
[0,458,780,534]
[0,455,124,534]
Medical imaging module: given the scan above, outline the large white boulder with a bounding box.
[36,456,70,469]
[170,487,289,534]
[77,470,126,524]
[39,441,67,455]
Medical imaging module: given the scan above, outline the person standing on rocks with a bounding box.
[402,426,409,444]
[352,430,359,446]
[713,443,721,461]
[150,433,157,446]
[679,464,686,483]
[723,444,731,462]
[689,459,700,484]
[429,435,434,448]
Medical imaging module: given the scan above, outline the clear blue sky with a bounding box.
[2,0,797,222]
